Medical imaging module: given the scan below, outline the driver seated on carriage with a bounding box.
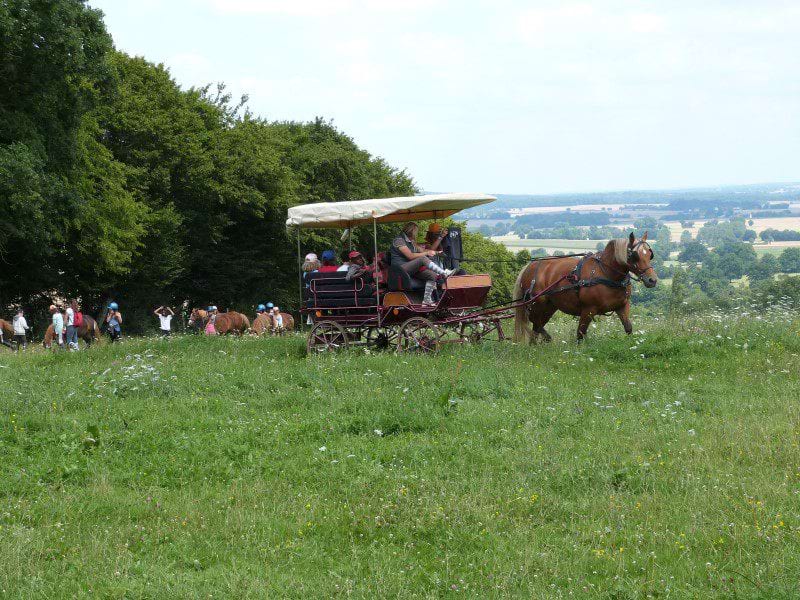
[390,222,454,305]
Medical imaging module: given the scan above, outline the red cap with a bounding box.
[348,250,362,259]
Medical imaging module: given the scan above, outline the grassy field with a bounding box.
[2,313,800,598]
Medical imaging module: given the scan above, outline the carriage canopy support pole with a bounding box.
[297,229,303,332]
[373,215,381,328]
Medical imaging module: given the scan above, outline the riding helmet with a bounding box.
[257,304,266,312]
[108,302,119,310]
[266,302,274,309]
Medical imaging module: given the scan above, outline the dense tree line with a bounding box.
[5,0,507,332]
[760,228,800,242]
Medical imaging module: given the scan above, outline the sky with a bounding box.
[90,0,800,195]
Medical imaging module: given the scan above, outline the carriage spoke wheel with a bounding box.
[397,317,441,354]
[307,321,349,354]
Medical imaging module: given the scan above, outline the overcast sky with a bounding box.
[90,0,800,195]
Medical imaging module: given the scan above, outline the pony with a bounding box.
[251,312,295,335]
[0,319,14,349]
[43,315,101,348]
[188,309,250,335]
[513,232,658,342]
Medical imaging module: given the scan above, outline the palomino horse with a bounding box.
[513,233,658,342]
[251,312,294,335]
[43,316,101,348]
[188,309,250,335]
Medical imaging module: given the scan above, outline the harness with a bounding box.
[527,241,654,300]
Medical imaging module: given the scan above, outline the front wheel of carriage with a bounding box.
[397,317,441,354]
[307,321,349,354]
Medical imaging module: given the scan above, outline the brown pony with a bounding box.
[251,312,295,335]
[513,233,658,342]
[188,309,250,335]
[43,316,101,348]
[0,320,14,348]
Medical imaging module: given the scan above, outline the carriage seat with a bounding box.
[305,270,377,308]
[386,264,426,292]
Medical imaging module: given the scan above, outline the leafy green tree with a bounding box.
[668,266,689,315]
[742,229,757,243]
[678,241,708,263]
[747,254,779,282]
[712,242,757,280]
[680,230,693,246]
[779,247,800,273]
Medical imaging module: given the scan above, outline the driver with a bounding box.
[391,222,453,305]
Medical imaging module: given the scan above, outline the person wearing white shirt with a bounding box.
[154,306,175,336]
[12,309,29,351]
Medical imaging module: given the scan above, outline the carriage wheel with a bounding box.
[366,326,399,351]
[397,317,441,354]
[307,321,349,354]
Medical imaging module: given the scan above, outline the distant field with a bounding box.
[664,217,800,242]
[492,236,599,254]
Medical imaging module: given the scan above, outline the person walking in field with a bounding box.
[154,306,175,336]
[65,300,77,350]
[50,305,65,350]
[105,302,122,342]
[12,309,30,351]
[204,306,218,335]
[271,306,284,335]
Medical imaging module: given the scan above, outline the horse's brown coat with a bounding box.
[513,233,658,342]
[43,316,101,348]
[188,309,250,335]
[251,313,294,335]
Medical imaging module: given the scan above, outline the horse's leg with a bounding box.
[616,302,633,335]
[532,302,557,342]
[577,309,594,341]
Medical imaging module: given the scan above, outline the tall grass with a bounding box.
[1,311,799,598]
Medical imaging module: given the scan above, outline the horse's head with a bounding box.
[627,232,658,288]
[188,308,207,328]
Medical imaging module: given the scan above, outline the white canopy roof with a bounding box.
[285,193,496,229]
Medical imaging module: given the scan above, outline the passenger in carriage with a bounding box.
[318,249,340,273]
[391,222,454,305]
[345,250,374,282]
[424,223,466,276]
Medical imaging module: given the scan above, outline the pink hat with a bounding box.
[348,250,363,260]
[304,253,318,262]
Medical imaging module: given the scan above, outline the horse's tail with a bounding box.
[513,265,531,344]
[241,314,251,333]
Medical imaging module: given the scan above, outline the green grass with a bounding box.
[2,314,800,598]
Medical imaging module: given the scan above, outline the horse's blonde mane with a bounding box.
[606,238,629,264]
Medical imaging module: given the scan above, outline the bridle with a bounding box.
[595,240,655,283]
[625,240,656,281]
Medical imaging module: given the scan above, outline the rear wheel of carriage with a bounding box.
[307,321,349,354]
[397,317,441,353]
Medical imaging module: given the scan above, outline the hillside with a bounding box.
[2,313,799,597]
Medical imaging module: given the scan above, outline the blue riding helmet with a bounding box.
[321,249,336,262]
[266,302,274,309]
[207,305,215,312]
[257,304,266,312]
[108,302,119,310]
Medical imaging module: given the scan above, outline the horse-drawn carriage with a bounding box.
[287,193,657,353]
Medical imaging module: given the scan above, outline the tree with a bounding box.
[678,241,708,263]
[712,242,757,280]
[747,254,779,282]
[742,229,757,243]
[779,247,800,273]
[668,266,689,315]
[680,230,693,246]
